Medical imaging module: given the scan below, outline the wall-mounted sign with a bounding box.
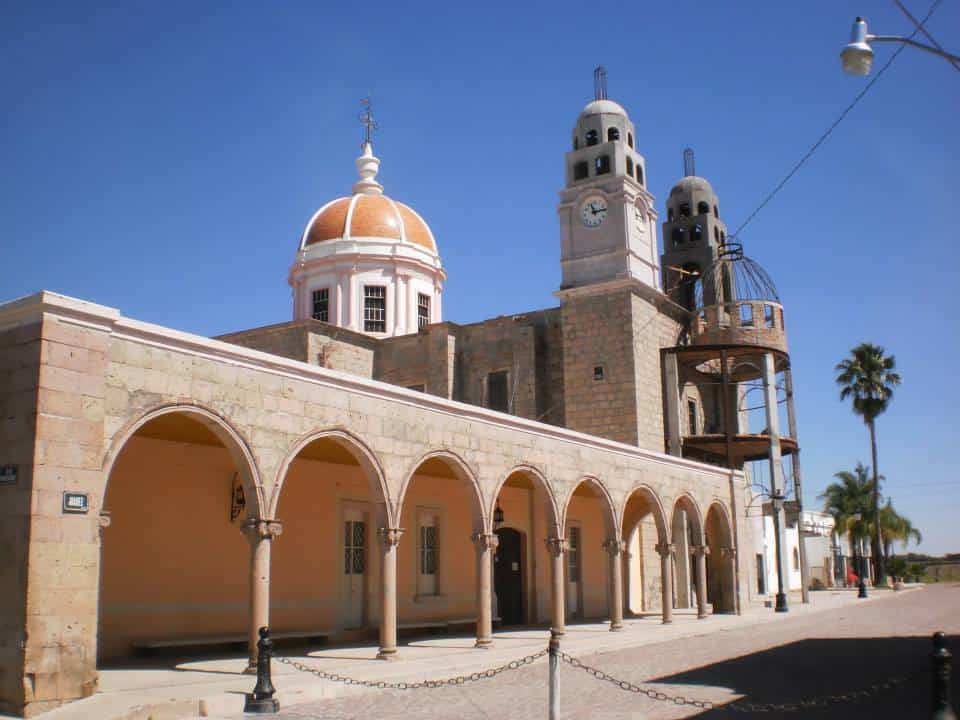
[62,492,89,514]
[0,465,17,485]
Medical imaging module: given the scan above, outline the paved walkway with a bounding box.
[17,586,947,720]
[232,584,957,720]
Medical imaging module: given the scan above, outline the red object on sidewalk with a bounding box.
[846,566,859,586]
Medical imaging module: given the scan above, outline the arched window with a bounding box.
[607,127,620,142]
[679,203,691,218]
[636,165,643,185]
[595,155,610,175]
[714,204,719,218]
[714,226,719,242]
[792,547,800,571]
[691,224,703,242]
[573,136,579,150]
[671,227,685,247]
[626,157,634,176]
[697,201,710,215]
[573,161,589,180]
[668,208,675,222]
[627,132,634,148]
[585,130,598,146]
[680,262,700,311]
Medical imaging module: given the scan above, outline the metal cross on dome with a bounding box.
[359,97,378,146]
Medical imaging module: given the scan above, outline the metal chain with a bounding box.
[726,669,925,713]
[276,648,547,690]
[557,651,713,709]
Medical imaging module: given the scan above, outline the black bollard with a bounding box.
[932,631,957,720]
[244,626,279,714]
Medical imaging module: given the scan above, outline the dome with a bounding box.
[298,142,437,254]
[670,175,715,197]
[694,243,781,310]
[302,195,436,252]
[579,99,627,118]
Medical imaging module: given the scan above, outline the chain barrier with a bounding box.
[557,650,714,709]
[276,648,547,690]
[559,648,925,714]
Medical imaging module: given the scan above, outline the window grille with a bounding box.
[343,519,366,575]
[567,526,581,582]
[420,524,437,575]
[363,285,386,332]
[312,288,329,322]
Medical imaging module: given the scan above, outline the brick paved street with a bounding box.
[233,585,959,719]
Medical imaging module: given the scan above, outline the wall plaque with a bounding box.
[62,492,89,514]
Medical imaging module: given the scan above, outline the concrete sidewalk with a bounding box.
[8,588,915,720]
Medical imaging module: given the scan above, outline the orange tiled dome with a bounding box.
[304,194,436,253]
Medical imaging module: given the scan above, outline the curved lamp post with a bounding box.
[842,16,960,75]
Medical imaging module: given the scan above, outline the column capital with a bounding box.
[473,533,499,550]
[378,527,405,547]
[720,546,737,558]
[691,544,709,557]
[546,536,568,556]
[603,539,626,556]
[243,518,283,540]
[655,543,675,558]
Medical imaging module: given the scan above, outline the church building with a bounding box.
[0,71,801,717]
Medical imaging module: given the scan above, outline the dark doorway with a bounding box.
[756,553,766,595]
[494,528,524,625]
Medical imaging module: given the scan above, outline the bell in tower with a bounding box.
[557,68,660,291]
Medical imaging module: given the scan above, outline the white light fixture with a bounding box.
[841,17,875,76]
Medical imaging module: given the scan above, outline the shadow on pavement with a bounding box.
[652,634,957,718]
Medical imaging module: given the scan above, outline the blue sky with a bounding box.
[3,1,958,554]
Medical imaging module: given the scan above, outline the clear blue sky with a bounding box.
[3,1,958,554]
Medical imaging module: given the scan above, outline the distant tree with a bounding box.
[836,343,901,585]
[878,499,922,565]
[819,463,874,580]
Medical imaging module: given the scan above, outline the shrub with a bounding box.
[809,577,825,591]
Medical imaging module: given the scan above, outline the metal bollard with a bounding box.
[549,630,560,720]
[932,631,957,720]
[244,626,280,714]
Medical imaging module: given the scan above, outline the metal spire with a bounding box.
[359,97,379,147]
[593,66,607,101]
[683,147,696,177]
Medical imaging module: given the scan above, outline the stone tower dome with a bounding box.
[289,141,445,337]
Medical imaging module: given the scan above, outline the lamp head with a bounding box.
[841,16,874,75]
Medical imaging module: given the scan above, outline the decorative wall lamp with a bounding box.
[493,503,505,531]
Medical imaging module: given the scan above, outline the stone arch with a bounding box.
[269,427,391,523]
[102,402,263,517]
[705,500,736,613]
[620,484,669,616]
[620,484,668,545]
[397,449,486,532]
[561,475,618,537]
[671,492,705,545]
[669,492,706,610]
[490,464,560,534]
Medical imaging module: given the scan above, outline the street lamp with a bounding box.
[493,503,505,531]
[770,490,789,613]
[841,16,960,75]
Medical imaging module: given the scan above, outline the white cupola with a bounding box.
[289,128,445,338]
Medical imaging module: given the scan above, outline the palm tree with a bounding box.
[835,343,901,584]
[819,463,874,584]
[878,500,922,564]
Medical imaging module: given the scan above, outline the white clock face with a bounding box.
[580,196,608,227]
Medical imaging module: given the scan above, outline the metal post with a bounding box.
[858,536,868,599]
[244,626,279,714]
[932,632,957,720]
[548,630,560,720]
[784,367,810,604]
[770,491,788,612]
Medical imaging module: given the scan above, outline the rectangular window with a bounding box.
[739,303,754,327]
[567,526,581,582]
[343,519,366,575]
[487,370,509,413]
[417,293,431,330]
[418,510,439,596]
[687,399,698,435]
[363,285,387,333]
[312,288,329,322]
[595,155,610,175]
[764,304,775,329]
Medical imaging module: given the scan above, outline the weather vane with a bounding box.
[359,97,379,147]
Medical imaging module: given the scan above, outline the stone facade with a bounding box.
[0,292,748,717]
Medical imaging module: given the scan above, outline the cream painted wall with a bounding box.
[99,437,248,659]
[565,495,610,620]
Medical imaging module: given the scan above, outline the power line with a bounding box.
[730,0,944,240]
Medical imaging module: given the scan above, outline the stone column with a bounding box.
[546,536,567,636]
[377,528,403,660]
[242,519,283,672]
[604,539,625,631]
[722,547,737,612]
[663,351,683,456]
[473,533,498,648]
[655,543,674,624]
[692,544,708,619]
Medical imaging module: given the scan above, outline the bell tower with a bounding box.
[558,68,660,291]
